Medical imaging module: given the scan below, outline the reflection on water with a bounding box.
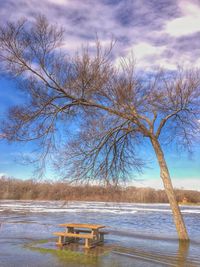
[177,241,190,266]
[0,200,200,266]
[32,239,198,266]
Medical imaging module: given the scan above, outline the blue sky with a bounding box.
[0,0,200,189]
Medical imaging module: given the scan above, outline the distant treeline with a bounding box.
[0,177,200,203]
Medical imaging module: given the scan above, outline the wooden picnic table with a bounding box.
[54,223,107,248]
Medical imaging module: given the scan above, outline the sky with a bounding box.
[0,0,200,190]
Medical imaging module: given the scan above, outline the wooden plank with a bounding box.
[53,232,94,239]
[59,223,105,229]
[74,229,108,234]
[74,229,91,233]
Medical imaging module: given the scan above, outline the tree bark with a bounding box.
[150,137,189,241]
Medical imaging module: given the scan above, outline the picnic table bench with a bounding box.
[53,223,108,248]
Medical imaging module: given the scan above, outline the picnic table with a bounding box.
[53,223,108,248]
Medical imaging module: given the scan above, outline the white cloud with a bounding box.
[0,133,6,139]
[116,45,190,71]
[61,38,112,54]
[48,0,69,5]
[165,0,200,37]
[132,42,165,60]
[0,0,199,70]
[117,41,169,70]
[132,178,200,191]
[155,53,200,70]
[0,173,7,178]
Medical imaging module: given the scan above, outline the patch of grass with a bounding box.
[24,238,53,247]
[34,247,98,265]
[25,240,100,265]
[34,239,51,244]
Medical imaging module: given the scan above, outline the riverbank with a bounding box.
[1,177,200,203]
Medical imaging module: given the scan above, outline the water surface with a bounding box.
[0,200,200,266]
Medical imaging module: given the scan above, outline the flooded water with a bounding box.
[0,200,200,266]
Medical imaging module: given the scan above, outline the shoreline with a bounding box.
[0,199,200,206]
[1,177,200,204]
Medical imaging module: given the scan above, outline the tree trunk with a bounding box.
[150,137,189,241]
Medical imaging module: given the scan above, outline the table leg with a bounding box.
[58,235,63,245]
[100,233,104,243]
[91,229,101,247]
[85,238,91,248]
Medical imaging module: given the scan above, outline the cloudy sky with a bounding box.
[0,0,200,189]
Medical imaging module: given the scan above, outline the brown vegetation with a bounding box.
[0,176,199,203]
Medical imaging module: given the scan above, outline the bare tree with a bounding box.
[0,16,200,240]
